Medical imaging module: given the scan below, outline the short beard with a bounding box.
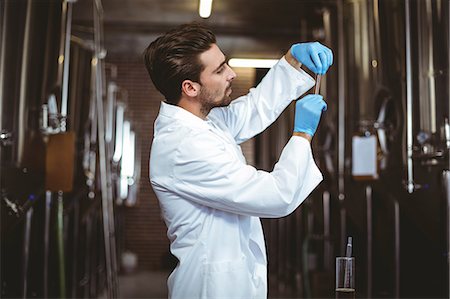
[198,88,231,117]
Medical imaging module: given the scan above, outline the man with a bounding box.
[143,23,332,298]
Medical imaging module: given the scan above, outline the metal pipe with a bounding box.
[340,208,346,256]
[82,216,92,298]
[448,0,450,171]
[89,215,98,297]
[93,0,118,296]
[444,21,450,299]
[425,0,437,133]
[43,191,52,298]
[405,0,415,193]
[337,0,345,201]
[22,208,33,299]
[107,175,119,298]
[294,210,302,296]
[366,185,372,298]
[94,58,114,299]
[0,0,7,130]
[372,0,382,79]
[17,0,32,166]
[337,0,347,253]
[87,81,97,188]
[323,191,331,271]
[57,1,67,87]
[57,191,66,298]
[278,217,286,293]
[95,1,119,295]
[61,0,74,132]
[394,198,400,298]
[444,170,450,298]
[71,200,80,298]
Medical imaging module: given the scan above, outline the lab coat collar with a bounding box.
[159,101,210,129]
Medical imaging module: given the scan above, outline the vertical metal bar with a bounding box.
[425,0,437,133]
[443,172,450,298]
[93,4,115,296]
[0,0,7,129]
[294,210,302,297]
[340,209,346,256]
[57,1,67,87]
[366,185,372,298]
[17,0,32,165]
[83,217,92,298]
[108,196,119,297]
[89,214,98,298]
[39,1,54,104]
[57,191,66,298]
[337,0,347,253]
[44,191,52,298]
[405,0,415,193]
[94,61,113,299]
[394,198,400,298]
[372,0,382,78]
[285,210,293,295]
[93,0,119,295]
[22,208,33,299]
[88,83,97,184]
[61,0,73,132]
[275,218,282,294]
[71,200,80,298]
[447,5,450,296]
[446,1,450,295]
[323,191,331,271]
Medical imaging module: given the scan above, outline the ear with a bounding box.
[181,80,200,97]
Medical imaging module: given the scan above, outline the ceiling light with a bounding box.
[228,58,278,69]
[199,0,213,18]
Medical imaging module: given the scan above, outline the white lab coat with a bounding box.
[149,57,322,299]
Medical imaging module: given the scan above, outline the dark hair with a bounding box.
[143,23,216,104]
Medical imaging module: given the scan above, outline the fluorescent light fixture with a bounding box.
[228,58,278,69]
[105,82,117,143]
[123,131,135,178]
[112,104,125,162]
[121,121,134,177]
[199,0,213,18]
[120,121,133,200]
[120,176,128,200]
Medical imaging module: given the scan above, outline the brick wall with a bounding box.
[109,56,256,270]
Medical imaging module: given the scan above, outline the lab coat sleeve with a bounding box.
[170,132,322,218]
[209,57,315,144]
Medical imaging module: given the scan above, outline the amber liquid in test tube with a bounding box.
[314,75,322,95]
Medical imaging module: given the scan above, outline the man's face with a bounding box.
[197,44,237,111]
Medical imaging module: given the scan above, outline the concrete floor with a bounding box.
[99,271,170,299]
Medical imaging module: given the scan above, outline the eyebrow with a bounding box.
[213,57,227,73]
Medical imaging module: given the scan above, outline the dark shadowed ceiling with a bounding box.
[73,0,334,59]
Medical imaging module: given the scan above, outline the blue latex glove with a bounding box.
[290,42,333,75]
[294,94,327,136]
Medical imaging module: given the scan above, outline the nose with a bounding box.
[227,64,237,81]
